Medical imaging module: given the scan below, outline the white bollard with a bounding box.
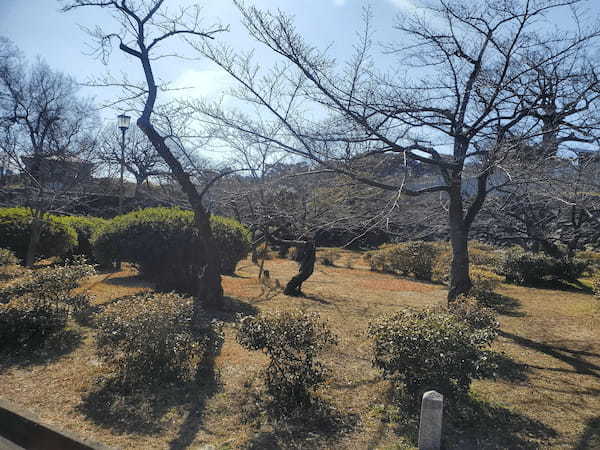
[418,390,443,450]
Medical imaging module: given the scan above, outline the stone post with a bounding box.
[418,390,443,450]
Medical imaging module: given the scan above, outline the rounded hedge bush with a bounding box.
[55,216,108,262]
[0,208,77,262]
[93,207,250,293]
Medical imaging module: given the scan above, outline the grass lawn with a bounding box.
[0,250,599,449]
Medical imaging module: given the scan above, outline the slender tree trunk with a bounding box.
[284,240,316,296]
[25,211,43,267]
[447,183,471,302]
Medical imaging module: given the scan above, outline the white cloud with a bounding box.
[387,0,420,11]
[170,68,233,101]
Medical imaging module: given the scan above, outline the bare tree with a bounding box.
[190,0,600,300]
[97,124,167,196]
[61,0,229,312]
[0,42,98,266]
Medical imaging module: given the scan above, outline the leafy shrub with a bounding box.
[0,258,95,309]
[0,259,94,353]
[0,298,67,352]
[237,311,337,409]
[499,248,587,285]
[0,248,18,266]
[446,296,499,332]
[55,216,107,262]
[367,241,439,281]
[368,306,497,402]
[592,273,600,299]
[318,249,341,266]
[95,292,219,387]
[0,207,77,261]
[93,208,250,293]
[470,266,503,302]
[577,250,600,274]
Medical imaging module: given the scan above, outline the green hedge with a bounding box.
[0,208,77,261]
[55,216,108,261]
[93,207,250,293]
[499,248,587,285]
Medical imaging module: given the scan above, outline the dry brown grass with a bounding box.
[1,253,599,449]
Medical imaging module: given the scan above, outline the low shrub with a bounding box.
[446,296,499,332]
[0,259,94,353]
[368,306,497,402]
[577,250,600,274]
[93,208,251,293]
[592,273,600,299]
[0,298,68,352]
[0,248,19,266]
[95,292,219,387]
[56,216,107,262]
[470,266,503,303]
[0,207,77,261]
[499,248,587,285]
[237,311,337,409]
[368,241,439,281]
[0,258,95,309]
[318,249,341,266]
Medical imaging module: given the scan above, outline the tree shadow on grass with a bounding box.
[442,395,558,449]
[481,292,525,317]
[0,329,83,375]
[208,296,258,323]
[484,351,530,383]
[243,398,358,450]
[79,358,221,437]
[575,416,600,450]
[499,330,600,378]
[387,391,557,450]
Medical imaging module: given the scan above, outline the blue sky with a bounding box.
[0,0,416,119]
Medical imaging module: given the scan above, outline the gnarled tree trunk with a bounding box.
[283,240,316,296]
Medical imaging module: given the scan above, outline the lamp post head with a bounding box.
[117,114,131,132]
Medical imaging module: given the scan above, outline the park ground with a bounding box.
[0,249,599,449]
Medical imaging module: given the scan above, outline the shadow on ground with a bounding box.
[243,398,358,450]
[482,292,525,317]
[0,329,83,375]
[485,350,530,382]
[383,391,557,450]
[499,330,600,378]
[79,360,221,438]
[576,416,600,450]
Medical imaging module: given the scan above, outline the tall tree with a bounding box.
[0,41,97,266]
[61,0,229,313]
[192,0,600,300]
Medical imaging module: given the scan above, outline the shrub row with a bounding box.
[498,248,587,285]
[93,208,250,294]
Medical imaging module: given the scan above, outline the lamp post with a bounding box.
[117,114,131,214]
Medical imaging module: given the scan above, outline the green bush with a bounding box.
[0,208,77,261]
[0,259,95,310]
[499,248,587,285]
[55,216,107,262]
[0,298,68,352]
[592,273,600,299]
[368,306,497,402]
[318,249,341,266]
[93,208,250,293]
[95,292,218,386]
[0,259,94,353]
[0,248,19,266]
[368,241,439,281]
[237,311,337,409]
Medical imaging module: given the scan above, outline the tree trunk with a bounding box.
[137,118,224,314]
[25,212,43,267]
[192,210,224,315]
[284,241,316,296]
[447,184,471,302]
